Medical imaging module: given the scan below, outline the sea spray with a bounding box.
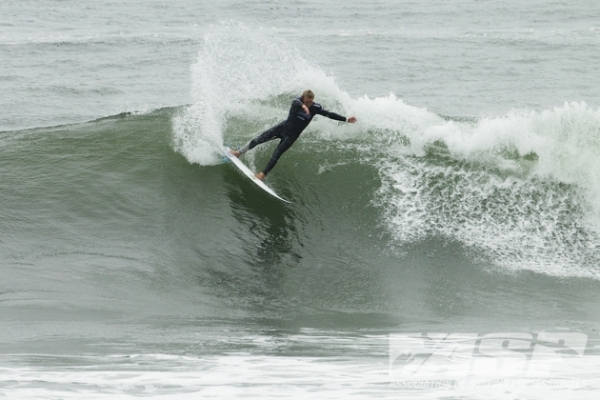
[172,21,339,165]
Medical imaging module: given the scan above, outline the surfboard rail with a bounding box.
[222,147,291,204]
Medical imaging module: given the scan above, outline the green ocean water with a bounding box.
[3,104,600,398]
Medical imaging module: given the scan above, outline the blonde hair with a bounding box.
[302,89,315,99]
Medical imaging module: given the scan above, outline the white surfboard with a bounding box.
[222,147,291,204]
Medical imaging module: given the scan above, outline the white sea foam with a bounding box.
[367,97,600,278]
[1,349,598,400]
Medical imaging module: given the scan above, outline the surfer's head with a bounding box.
[301,89,314,107]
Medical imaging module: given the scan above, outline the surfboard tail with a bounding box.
[222,146,291,204]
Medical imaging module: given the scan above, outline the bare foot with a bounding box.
[255,172,266,181]
[229,149,241,158]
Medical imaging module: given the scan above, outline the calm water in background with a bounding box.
[2,1,600,398]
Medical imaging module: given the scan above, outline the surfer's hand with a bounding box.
[302,105,310,114]
[347,116,357,123]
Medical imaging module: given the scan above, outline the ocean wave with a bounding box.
[166,21,600,279]
[5,21,600,280]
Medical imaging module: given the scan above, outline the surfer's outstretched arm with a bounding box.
[314,106,357,124]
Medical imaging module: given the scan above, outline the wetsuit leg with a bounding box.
[238,122,298,175]
[262,133,299,175]
[239,122,286,154]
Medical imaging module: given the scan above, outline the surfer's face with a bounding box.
[302,97,314,108]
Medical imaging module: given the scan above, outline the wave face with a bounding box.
[168,23,600,280]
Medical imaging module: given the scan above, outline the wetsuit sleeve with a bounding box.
[289,97,312,120]
[314,104,347,122]
[291,98,304,113]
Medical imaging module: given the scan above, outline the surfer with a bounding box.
[231,90,357,180]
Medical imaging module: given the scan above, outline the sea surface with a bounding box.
[2,1,600,399]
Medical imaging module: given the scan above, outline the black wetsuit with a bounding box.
[243,97,347,175]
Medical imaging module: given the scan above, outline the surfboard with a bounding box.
[222,147,291,204]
